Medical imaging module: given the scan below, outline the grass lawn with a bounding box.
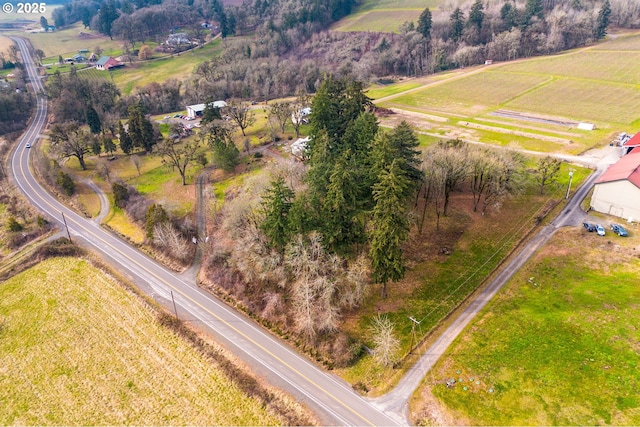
[419,226,640,425]
[0,257,302,425]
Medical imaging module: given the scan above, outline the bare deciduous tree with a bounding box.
[535,155,562,195]
[96,159,111,183]
[155,138,200,185]
[130,154,141,176]
[269,101,292,133]
[227,99,256,136]
[290,91,310,138]
[285,232,340,340]
[153,222,190,260]
[369,314,400,367]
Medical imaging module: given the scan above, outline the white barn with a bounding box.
[186,101,227,119]
[591,150,640,221]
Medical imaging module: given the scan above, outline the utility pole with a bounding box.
[171,290,179,320]
[61,211,71,242]
[408,316,420,355]
[565,169,575,199]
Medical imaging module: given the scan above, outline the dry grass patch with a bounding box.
[0,257,313,425]
[0,36,14,54]
[104,206,145,244]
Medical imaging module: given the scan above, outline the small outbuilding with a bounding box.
[591,150,640,221]
[95,56,123,71]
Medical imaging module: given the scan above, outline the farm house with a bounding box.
[591,150,640,222]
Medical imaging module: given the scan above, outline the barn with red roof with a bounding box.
[621,132,640,154]
[591,150,640,221]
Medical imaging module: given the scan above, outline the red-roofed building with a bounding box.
[95,56,123,71]
[621,132,640,154]
[591,150,640,221]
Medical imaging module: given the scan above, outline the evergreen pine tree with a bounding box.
[260,176,295,253]
[369,160,410,298]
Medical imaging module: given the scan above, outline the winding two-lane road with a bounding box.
[9,36,402,427]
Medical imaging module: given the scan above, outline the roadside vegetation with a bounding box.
[416,227,640,425]
[0,256,315,425]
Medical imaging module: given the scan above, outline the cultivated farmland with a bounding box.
[417,227,640,425]
[375,32,640,155]
[0,257,312,425]
[332,0,440,33]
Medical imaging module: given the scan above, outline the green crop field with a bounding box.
[499,51,640,85]
[332,0,439,32]
[422,228,640,425]
[375,33,640,155]
[382,71,551,116]
[355,0,439,11]
[334,10,423,33]
[507,78,640,126]
[0,257,303,425]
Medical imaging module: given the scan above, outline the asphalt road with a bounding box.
[9,36,402,427]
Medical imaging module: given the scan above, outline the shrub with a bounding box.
[56,171,75,196]
[146,203,168,239]
[112,181,129,208]
[7,216,23,232]
[37,216,48,228]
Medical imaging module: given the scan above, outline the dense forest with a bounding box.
[47,0,627,104]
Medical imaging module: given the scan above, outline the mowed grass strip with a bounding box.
[380,71,551,116]
[0,257,288,425]
[422,228,640,425]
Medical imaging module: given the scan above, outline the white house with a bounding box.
[185,101,227,119]
[166,33,191,45]
[290,136,311,159]
[591,150,640,221]
[291,107,311,126]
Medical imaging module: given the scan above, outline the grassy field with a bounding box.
[110,39,223,95]
[418,226,640,425]
[21,23,123,58]
[332,0,439,32]
[376,33,640,155]
[0,256,306,425]
[0,3,62,23]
